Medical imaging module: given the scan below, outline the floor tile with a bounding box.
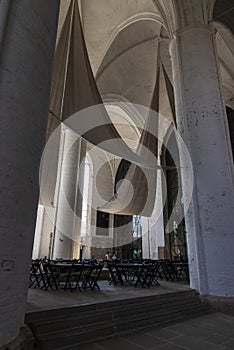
[124,332,168,348]
[145,327,180,340]
[207,324,234,338]
[96,337,146,350]
[172,334,224,350]
[73,343,104,350]
[168,324,214,339]
[153,343,187,350]
[203,333,233,346]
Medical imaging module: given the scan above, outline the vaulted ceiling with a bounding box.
[56,0,234,113]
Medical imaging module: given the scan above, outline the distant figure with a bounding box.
[105,251,111,260]
[111,252,117,261]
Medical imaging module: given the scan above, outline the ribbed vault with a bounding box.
[47,0,234,217]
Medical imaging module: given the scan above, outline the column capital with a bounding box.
[173,24,216,38]
[155,0,216,38]
[169,24,216,57]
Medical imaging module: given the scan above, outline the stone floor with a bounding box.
[77,312,234,350]
[26,280,190,312]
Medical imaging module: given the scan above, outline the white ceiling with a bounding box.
[56,0,234,112]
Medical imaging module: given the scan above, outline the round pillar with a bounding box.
[170,25,234,296]
[0,0,59,346]
[52,128,83,259]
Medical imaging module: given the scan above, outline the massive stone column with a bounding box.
[170,25,234,296]
[0,0,60,347]
[142,169,165,260]
[152,169,165,259]
[72,139,86,259]
[53,128,85,259]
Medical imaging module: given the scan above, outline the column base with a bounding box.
[1,325,34,350]
[201,295,234,316]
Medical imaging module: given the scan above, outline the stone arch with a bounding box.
[95,12,166,74]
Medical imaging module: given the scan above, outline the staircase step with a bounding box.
[26,289,195,323]
[60,305,211,350]
[30,295,199,335]
[35,297,200,336]
[26,289,211,350]
[36,303,210,350]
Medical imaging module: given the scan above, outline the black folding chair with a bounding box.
[29,260,44,289]
[41,261,59,290]
[158,260,176,281]
[173,262,190,282]
[82,263,103,290]
[63,264,83,292]
[145,262,160,287]
[107,262,119,285]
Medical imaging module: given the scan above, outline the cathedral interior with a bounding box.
[0,0,234,348]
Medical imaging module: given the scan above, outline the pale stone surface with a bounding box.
[142,169,165,260]
[81,0,159,73]
[170,25,234,296]
[0,0,59,346]
[52,129,83,259]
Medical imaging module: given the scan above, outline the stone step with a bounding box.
[38,300,202,339]
[59,305,211,350]
[37,304,210,350]
[26,289,195,323]
[29,293,198,335]
[35,302,210,349]
[33,298,200,336]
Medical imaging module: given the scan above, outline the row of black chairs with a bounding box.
[29,259,103,292]
[107,261,160,288]
[107,259,189,287]
[157,259,189,282]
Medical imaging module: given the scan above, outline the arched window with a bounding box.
[132,215,142,259]
[132,215,142,238]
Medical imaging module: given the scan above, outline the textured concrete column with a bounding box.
[170,25,234,296]
[142,169,165,260]
[52,129,83,259]
[152,169,165,259]
[142,217,150,258]
[0,0,59,346]
[72,139,86,259]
